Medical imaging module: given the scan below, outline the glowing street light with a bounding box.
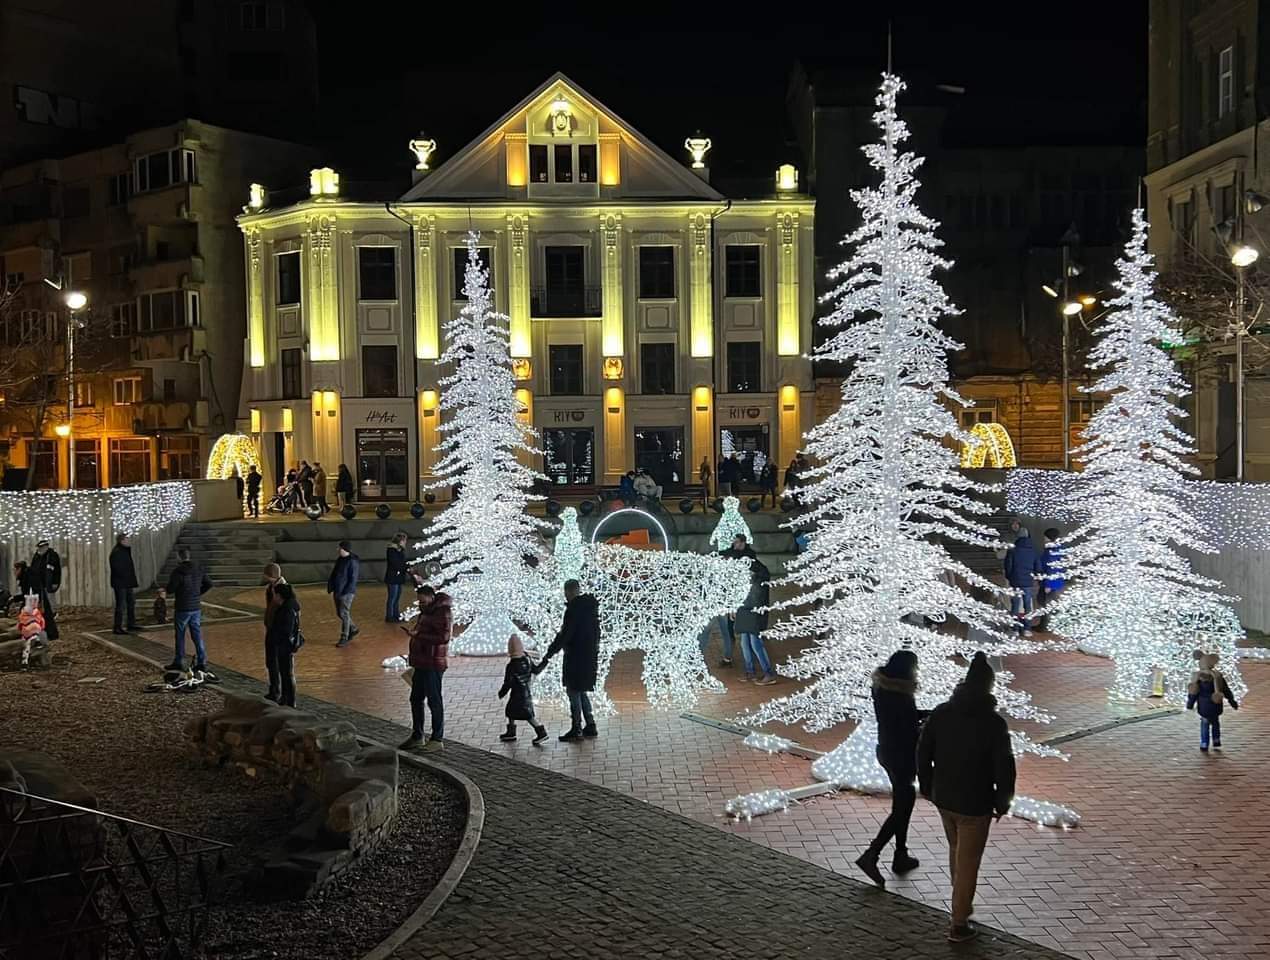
[54,423,71,438]
[1061,300,1083,316]
[64,290,87,311]
[1231,244,1260,268]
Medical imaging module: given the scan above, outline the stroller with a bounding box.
[266,481,305,514]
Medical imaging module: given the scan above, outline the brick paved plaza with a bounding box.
[108,583,1268,959]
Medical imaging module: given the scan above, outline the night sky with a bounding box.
[307,3,1148,187]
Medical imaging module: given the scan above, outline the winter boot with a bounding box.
[532,725,549,745]
[499,723,517,743]
[855,850,885,888]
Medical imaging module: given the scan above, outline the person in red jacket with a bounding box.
[399,584,451,753]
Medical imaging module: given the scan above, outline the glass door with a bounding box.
[719,426,770,490]
[634,426,684,492]
[543,428,595,485]
[356,428,409,500]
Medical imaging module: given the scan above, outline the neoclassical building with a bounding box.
[237,74,815,500]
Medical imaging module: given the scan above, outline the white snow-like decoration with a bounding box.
[725,789,791,821]
[1007,795,1082,829]
[743,732,795,754]
[744,73,1061,797]
[1046,211,1248,704]
[708,496,753,549]
[414,231,550,655]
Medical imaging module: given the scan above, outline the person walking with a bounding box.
[735,557,777,684]
[400,584,451,753]
[1186,650,1240,751]
[265,582,301,707]
[856,650,927,887]
[335,463,355,507]
[233,469,245,512]
[759,460,778,508]
[1003,529,1043,636]
[384,532,410,622]
[29,539,62,641]
[246,465,262,518]
[164,547,213,673]
[917,652,1016,943]
[262,563,289,701]
[108,532,140,635]
[327,540,360,647]
[535,578,601,741]
[498,633,549,744]
[298,460,314,507]
[698,457,712,502]
[312,461,330,514]
[717,454,736,497]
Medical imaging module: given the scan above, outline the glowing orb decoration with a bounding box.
[589,507,670,550]
[959,421,1017,468]
[206,433,260,482]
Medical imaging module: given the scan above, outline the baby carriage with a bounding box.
[266,481,304,514]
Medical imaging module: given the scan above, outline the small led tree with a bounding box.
[416,232,549,655]
[553,506,584,583]
[1048,210,1247,703]
[708,495,753,550]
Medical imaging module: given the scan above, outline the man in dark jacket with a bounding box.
[109,532,140,635]
[536,579,601,742]
[384,533,410,622]
[30,539,62,641]
[917,652,1016,943]
[400,585,451,753]
[327,540,360,647]
[165,547,213,672]
[265,582,301,707]
[734,558,775,684]
[246,465,263,518]
[1002,532,1043,637]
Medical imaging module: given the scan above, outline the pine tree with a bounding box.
[708,495,753,550]
[745,74,1056,789]
[416,232,549,655]
[1048,210,1247,703]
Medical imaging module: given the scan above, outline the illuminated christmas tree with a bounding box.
[553,506,584,583]
[745,74,1056,790]
[416,232,549,655]
[1048,210,1247,703]
[708,495,753,549]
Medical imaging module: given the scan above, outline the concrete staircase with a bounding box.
[157,523,278,588]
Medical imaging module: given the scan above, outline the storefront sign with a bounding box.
[364,410,399,424]
[551,410,588,424]
[726,406,764,420]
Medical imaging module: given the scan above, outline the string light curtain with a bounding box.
[1047,210,1248,703]
[0,482,194,540]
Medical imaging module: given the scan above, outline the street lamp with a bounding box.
[63,290,86,488]
[53,423,71,438]
[65,290,87,311]
[1231,243,1258,481]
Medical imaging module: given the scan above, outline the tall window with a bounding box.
[529,145,549,183]
[578,145,597,183]
[27,440,57,489]
[73,381,94,408]
[640,342,676,395]
[162,435,200,479]
[280,347,303,399]
[132,148,196,193]
[137,290,199,331]
[452,247,492,299]
[109,438,151,486]
[110,303,134,338]
[725,245,762,298]
[1217,182,1236,224]
[554,144,573,183]
[639,246,675,299]
[549,344,584,395]
[113,376,143,405]
[276,251,301,305]
[726,341,761,393]
[362,345,398,398]
[358,247,397,301]
[1219,45,1234,118]
[107,172,130,206]
[1172,198,1195,249]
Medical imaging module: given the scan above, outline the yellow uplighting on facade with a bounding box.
[282,407,294,433]
[309,167,340,198]
[250,408,261,433]
[421,389,438,410]
[511,358,532,381]
[599,134,621,186]
[207,433,260,480]
[602,357,624,380]
[506,134,527,187]
[409,136,437,171]
[775,164,799,192]
[960,422,1017,468]
[248,183,266,210]
[684,135,712,169]
[53,423,71,438]
[323,390,338,410]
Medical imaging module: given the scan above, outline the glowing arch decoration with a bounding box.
[960,421,1017,468]
[206,433,261,481]
[589,507,670,550]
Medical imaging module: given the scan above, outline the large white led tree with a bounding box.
[417,232,549,655]
[746,74,1057,790]
[1048,209,1247,703]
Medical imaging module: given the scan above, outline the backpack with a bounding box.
[291,611,306,653]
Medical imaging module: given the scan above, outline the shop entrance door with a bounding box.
[634,426,685,492]
[543,428,595,485]
[357,428,409,500]
[720,425,770,490]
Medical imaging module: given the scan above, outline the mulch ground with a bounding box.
[1,632,467,960]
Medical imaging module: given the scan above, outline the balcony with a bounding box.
[126,182,199,226]
[129,254,204,290]
[531,285,602,318]
[132,325,206,362]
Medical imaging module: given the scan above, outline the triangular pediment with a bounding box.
[401,72,724,202]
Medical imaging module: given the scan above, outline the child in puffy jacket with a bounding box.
[18,594,45,667]
[498,634,548,745]
[1186,651,1239,751]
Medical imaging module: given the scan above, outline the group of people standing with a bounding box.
[11,539,63,640]
[235,461,357,518]
[697,452,807,508]
[701,533,778,684]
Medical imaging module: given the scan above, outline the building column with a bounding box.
[600,212,624,358]
[419,388,440,481]
[514,388,535,471]
[305,213,340,363]
[412,214,439,360]
[311,390,342,477]
[603,387,626,483]
[245,227,266,368]
[776,211,800,356]
[778,384,801,471]
[507,213,532,358]
[692,385,714,481]
[689,213,713,358]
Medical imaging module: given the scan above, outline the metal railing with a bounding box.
[0,786,229,959]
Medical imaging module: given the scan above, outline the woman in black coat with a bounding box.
[856,649,927,887]
[335,464,355,506]
[265,583,300,707]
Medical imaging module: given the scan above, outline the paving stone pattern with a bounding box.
[101,625,1069,960]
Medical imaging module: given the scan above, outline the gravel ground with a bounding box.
[0,631,467,960]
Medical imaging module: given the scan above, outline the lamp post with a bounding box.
[64,290,86,488]
[1231,243,1258,480]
